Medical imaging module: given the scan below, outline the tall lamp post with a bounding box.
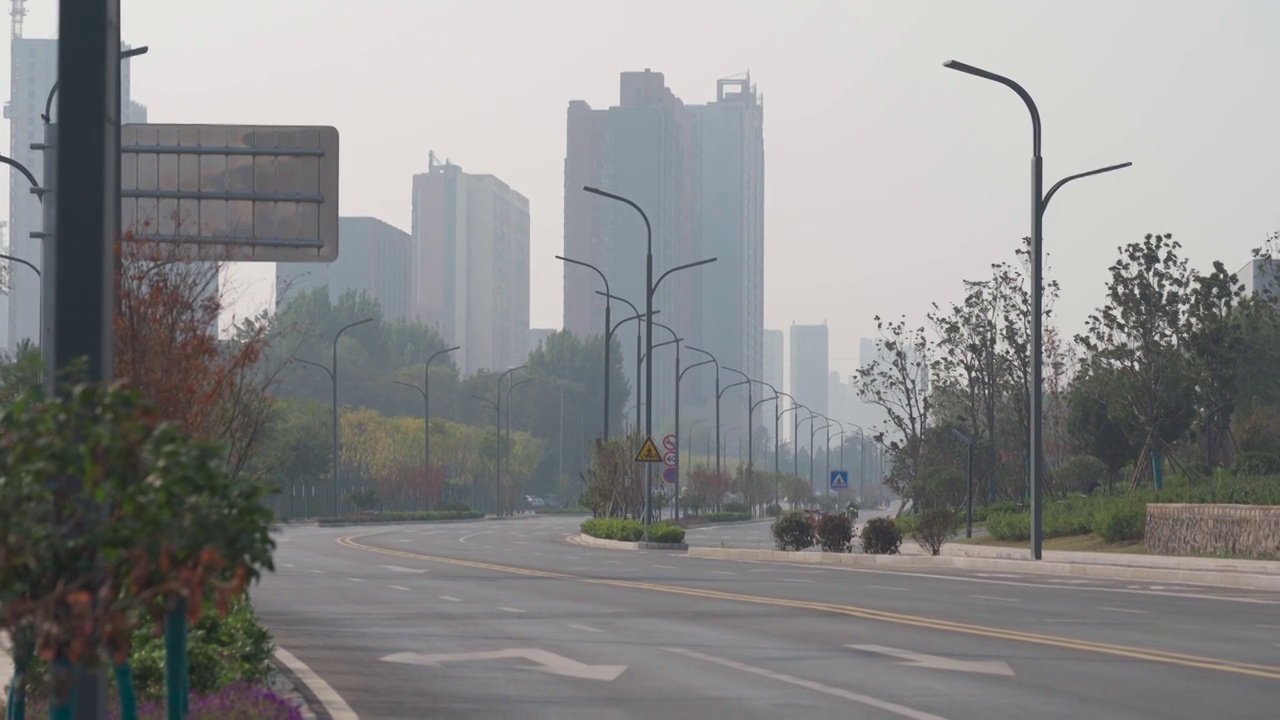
[598,291,649,432]
[686,345,721,475]
[716,378,751,473]
[557,255,612,440]
[951,427,976,538]
[588,181,717,542]
[678,358,716,519]
[643,319,682,520]
[505,378,533,513]
[471,394,501,512]
[493,365,526,517]
[393,345,460,505]
[292,317,374,516]
[944,59,1132,560]
[723,367,755,482]
[746,379,780,506]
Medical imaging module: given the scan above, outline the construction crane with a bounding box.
[10,0,24,39]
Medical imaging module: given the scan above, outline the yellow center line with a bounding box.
[335,533,1280,681]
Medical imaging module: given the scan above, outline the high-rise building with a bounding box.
[5,38,146,351]
[790,322,829,449]
[275,216,414,321]
[763,327,784,393]
[413,154,530,376]
[1239,258,1279,303]
[563,70,764,434]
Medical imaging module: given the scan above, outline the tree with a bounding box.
[0,339,42,404]
[1066,363,1139,494]
[1076,233,1198,489]
[1182,261,1249,468]
[114,240,277,480]
[580,433,645,519]
[855,316,933,513]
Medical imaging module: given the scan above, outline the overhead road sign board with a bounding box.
[120,123,339,262]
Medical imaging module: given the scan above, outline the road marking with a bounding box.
[663,647,946,720]
[848,644,1015,676]
[1046,579,1092,585]
[398,538,412,543]
[515,541,530,545]
[458,531,493,544]
[379,564,430,574]
[282,563,296,568]
[381,648,627,681]
[653,564,677,569]
[820,566,1280,605]
[974,573,1023,579]
[569,624,605,633]
[603,560,625,565]
[971,595,1019,603]
[782,579,813,584]
[337,533,1280,681]
[500,607,527,613]
[1258,624,1280,629]
[274,647,359,720]
[870,585,908,592]
[711,570,736,576]
[309,569,324,574]
[439,596,463,603]
[391,585,410,591]
[1096,606,1148,614]
[347,578,365,583]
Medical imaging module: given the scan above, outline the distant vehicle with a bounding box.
[524,495,547,508]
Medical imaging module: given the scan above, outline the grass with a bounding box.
[957,532,1148,554]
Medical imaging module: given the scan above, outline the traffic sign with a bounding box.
[662,466,678,484]
[663,451,678,467]
[662,434,677,452]
[829,470,849,490]
[635,437,663,463]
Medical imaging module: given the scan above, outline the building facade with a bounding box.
[789,322,829,450]
[5,38,146,352]
[413,155,530,376]
[562,70,764,435]
[1239,258,1279,303]
[763,328,784,396]
[276,216,414,321]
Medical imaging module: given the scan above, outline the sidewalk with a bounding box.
[900,539,1280,574]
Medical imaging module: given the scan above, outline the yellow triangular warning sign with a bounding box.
[634,436,663,463]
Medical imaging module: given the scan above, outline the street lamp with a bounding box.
[598,291,649,432]
[812,419,833,498]
[471,394,501,512]
[944,59,1132,560]
[292,317,375,516]
[504,377,533,513]
[558,255,613,440]
[584,185,717,542]
[686,345,721,476]
[951,427,976,538]
[778,393,805,482]
[494,365,526,517]
[717,378,750,472]
[393,345,460,507]
[750,380,781,507]
[678,358,716,520]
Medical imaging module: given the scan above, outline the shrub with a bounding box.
[1231,451,1280,477]
[130,596,274,700]
[1055,455,1107,495]
[647,523,686,544]
[765,503,783,518]
[7,682,305,720]
[986,510,1030,541]
[815,514,854,553]
[893,514,918,535]
[985,501,1021,516]
[700,511,752,523]
[435,501,472,512]
[771,512,815,551]
[722,501,751,514]
[860,517,903,555]
[1092,500,1146,543]
[912,508,960,556]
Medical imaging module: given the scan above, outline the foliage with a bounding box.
[580,434,645,519]
[765,503,783,518]
[687,512,752,523]
[1092,500,1147,543]
[855,317,933,508]
[129,596,273,700]
[1054,455,1108,495]
[722,501,750,514]
[580,518,684,544]
[814,514,854,553]
[6,682,304,720]
[0,383,274,681]
[859,517,904,555]
[770,512,816,551]
[984,496,1147,543]
[689,466,733,512]
[912,508,959,556]
[0,339,41,403]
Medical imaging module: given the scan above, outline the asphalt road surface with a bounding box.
[255,516,1280,719]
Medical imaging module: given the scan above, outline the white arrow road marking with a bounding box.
[379,564,430,574]
[380,648,627,681]
[663,647,947,720]
[848,645,1014,677]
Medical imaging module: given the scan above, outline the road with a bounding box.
[255,516,1280,719]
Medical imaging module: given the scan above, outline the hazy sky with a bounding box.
[6,1,1278,378]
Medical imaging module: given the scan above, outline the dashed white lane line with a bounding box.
[347,578,365,583]
[379,565,429,574]
[710,570,736,576]
[869,585,908,592]
[274,647,359,720]
[1096,606,1148,614]
[653,564,677,569]
[391,585,411,591]
[971,594,1019,603]
[309,569,324,574]
[500,607,527,614]
[398,538,411,543]
[782,579,813,584]
[569,624,605,633]
[282,563,296,568]
[663,647,944,720]
[515,541,530,545]
[439,596,463,603]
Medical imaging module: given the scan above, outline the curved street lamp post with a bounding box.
[944,59,1132,560]
[393,345,460,507]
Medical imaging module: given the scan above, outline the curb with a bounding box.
[572,534,688,551]
[684,547,1280,591]
[312,516,485,528]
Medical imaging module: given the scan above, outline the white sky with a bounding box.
[6,1,1279,377]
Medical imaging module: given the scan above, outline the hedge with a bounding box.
[581,518,686,544]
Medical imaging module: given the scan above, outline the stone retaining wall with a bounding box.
[1145,504,1280,559]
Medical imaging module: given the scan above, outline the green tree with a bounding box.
[0,340,42,404]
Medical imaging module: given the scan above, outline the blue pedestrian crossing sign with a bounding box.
[829,470,849,490]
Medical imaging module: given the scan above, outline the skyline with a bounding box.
[3,1,1278,380]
